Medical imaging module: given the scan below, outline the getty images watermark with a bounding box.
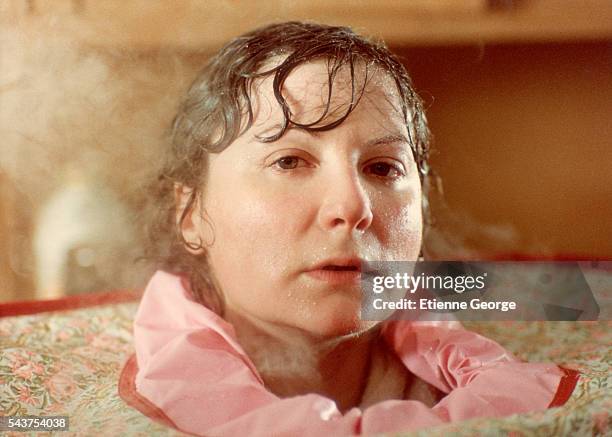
[360,261,609,321]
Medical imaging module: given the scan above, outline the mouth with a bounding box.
[306,258,363,284]
[321,265,360,272]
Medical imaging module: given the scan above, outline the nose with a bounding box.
[317,167,373,233]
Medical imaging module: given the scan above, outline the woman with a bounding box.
[121,21,577,436]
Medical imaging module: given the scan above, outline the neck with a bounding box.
[224,308,379,412]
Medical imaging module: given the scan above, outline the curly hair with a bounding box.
[147,21,431,314]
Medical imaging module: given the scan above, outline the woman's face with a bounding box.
[182,61,422,338]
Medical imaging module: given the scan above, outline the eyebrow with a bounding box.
[254,125,411,149]
[254,124,313,142]
[364,134,411,149]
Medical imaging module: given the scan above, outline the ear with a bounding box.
[174,183,206,255]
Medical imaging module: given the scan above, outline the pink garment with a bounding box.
[132,270,569,437]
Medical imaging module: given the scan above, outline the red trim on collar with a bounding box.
[548,366,580,408]
[118,354,183,433]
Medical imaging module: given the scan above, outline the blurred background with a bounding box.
[1,0,611,302]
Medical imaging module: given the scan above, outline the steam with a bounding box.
[423,204,542,260]
[0,29,198,201]
[0,27,205,297]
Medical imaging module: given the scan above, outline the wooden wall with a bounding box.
[399,42,612,258]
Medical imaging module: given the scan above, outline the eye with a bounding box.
[363,161,405,179]
[272,156,308,170]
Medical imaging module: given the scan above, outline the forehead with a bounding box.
[249,60,405,131]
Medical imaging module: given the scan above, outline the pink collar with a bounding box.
[131,270,569,436]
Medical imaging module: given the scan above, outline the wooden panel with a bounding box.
[0,172,34,301]
[401,42,612,258]
[2,0,612,49]
[0,172,17,300]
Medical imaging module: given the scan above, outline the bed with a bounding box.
[1,287,610,436]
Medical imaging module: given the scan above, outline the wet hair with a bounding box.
[148,21,431,314]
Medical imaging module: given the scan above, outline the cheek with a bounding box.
[202,183,306,281]
[393,202,423,256]
[373,187,423,259]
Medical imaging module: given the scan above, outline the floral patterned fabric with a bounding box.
[0,302,184,436]
[0,302,610,436]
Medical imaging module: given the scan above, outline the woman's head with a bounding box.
[150,21,430,337]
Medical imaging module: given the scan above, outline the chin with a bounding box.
[306,312,378,339]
